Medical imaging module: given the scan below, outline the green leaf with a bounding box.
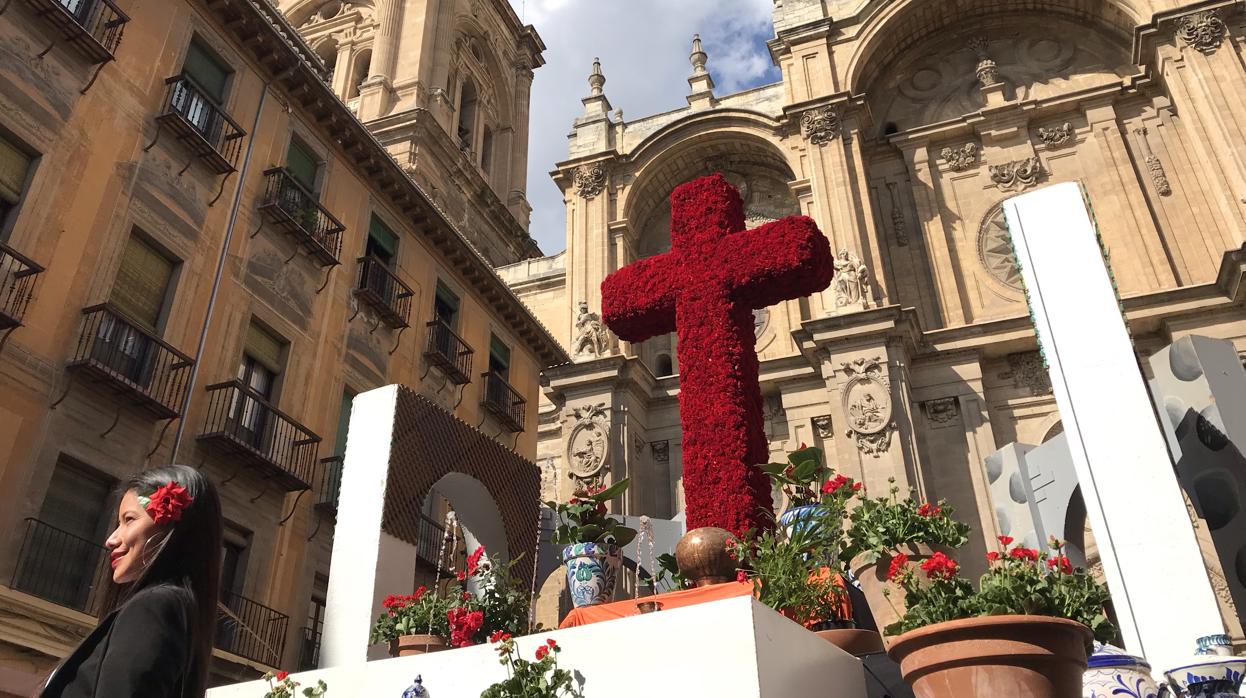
[791,459,820,482]
[578,524,602,541]
[788,446,822,466]
[759,462,788,475]
[590,477,630,502]
[608,527,638,547]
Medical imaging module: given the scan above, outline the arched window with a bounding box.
[347,49,371,100]
[457,79,478,153]
[314,38,338,90]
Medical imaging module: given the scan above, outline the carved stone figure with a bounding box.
[800,106,840,146]
[574,163,606,199]
[650,440,669,463]
[989,156,1043,192]
[886,182,909,247]
[1134,127,1172,196]
[924,397,961,428]
[940,143,978,171]
[811,415,834,439]
[1037,123,1074,148]
[840,357,897,457]
[1176,10,1226,55]
[831,249,872,310]
[572,301,609,359]
[566,403,609,481]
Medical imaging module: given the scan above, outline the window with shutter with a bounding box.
[285,138,320,195]
[182,39,231,104]
[489,334,510,379]
[333,390,354,457]
[0,133,33,209]
[434,281,459,327]
[243,321,285,377]
[365,215,397,266]
[110,233,175,332]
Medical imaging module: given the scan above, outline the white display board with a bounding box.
[208,596,867,698]
[1004,183,1223,672]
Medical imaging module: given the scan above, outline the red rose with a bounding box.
[144,483,193,526]
[920,552,960,580]
[276,671,289,681]
[887,553,909,581]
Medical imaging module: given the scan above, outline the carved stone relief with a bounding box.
[840,357,897,457]
[969,36,1000,87]
[651,440,669,463]
[811,415,834,439]
[989,156,1043,192]
[923,397,961,428]
[800,106,840,146]
[1036,123,1074,148]
[977,204,1023,291]
[566,403,609,482]
[940,143,978,171]
[1134,127,1172,197]
[538,457,559,502]
[831,249,872,311]
[886,182,909,247]
[1000,351,1053,396]
[573,163,606,199]
[1176,10,1227,55]
[572,301,610,359]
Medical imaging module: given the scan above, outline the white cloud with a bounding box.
[509,0,779,255]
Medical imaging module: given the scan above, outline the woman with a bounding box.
[41,464,223,698]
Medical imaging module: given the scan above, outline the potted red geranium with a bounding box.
[480,633,582,698]
[370,584,453,657]
[884,537,1113,698]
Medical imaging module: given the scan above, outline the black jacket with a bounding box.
[40,584,192,698]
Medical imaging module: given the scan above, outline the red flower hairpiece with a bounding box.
[141,482,194,526]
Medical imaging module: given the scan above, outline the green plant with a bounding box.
[734,512,852,627]
[469,550,535,642]
[260,671,327,698]
[652,552,689,593]
[843,477,970,565]
[758,445,835,506]
[545,479,637,547]
[480,634,582,698]
[369,585,453,646]
[883,537,1115,643]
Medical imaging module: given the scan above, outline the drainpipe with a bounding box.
[170,83,268,462]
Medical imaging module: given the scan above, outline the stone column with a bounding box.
[369,0,401,82]
[901,143,967,326]
[508,64,535,226]
[331,39,352,98]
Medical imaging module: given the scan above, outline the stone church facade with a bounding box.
[499,0,1246,637]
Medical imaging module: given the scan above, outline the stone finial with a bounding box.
[969,36,1000,88]
[588,57,605,96]
[690,34,708,75]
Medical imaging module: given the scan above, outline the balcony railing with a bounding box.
[354,255,413,329]
[9,518,108,616]
[297,626,321,671]
[423,318,473,385]
[257,168,344,267]
[315,455,342,516]
[217,590,289,668]
[197,380,320,491]
[0,243,44,331]
[65,304,195,419]
[19,0,129,64]
[154,76,246,175]
[481,371,525,433]
[415,514,454,576]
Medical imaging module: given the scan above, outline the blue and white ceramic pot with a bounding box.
[562,542,621,608]
[778,504,824,536]
[1162,655,1245,697]
[1083,643,1159,698]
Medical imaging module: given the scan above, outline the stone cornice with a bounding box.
[0,587,94,659]
[196,0,568,368]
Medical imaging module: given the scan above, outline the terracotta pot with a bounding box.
[675,527,737,587]
[815,628,886,657]
[850,543,932,638]
[389,634,446,657]
[887,615,1092,698]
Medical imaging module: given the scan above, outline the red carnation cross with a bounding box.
[601,174,833,535]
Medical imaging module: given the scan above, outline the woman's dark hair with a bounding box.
[118,464,222,697]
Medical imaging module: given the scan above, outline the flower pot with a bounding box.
[1161,655,1245,697]
[850,543,932,639]
[562,542,621,608]
[1083,642,1158,698]
[389,634,446,657]
[674,527,737,587]
[887,614,1093,698]
[778,503,825,536]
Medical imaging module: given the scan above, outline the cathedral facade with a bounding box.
[500,0,1246,638]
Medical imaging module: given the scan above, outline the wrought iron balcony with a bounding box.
[0,243,44,331]
[297,626,321,671]
[153,76,246,175]
[315,455,342,516]
[415,514,453,576]
[353,255,413,329]
[197,380,320,491]
[9,518,108,616]
[423,318,473,385]
[18,0,129,65]
[217,590,289,668]
[65,304,194,419]
[257,168,344,267]
[480,371,525,433]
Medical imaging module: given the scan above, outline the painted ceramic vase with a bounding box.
[562,541,621,608]
[1162,656,1245,697]
[778,504,826,536]
[1084,643,1159,698]
[401,675,426,698]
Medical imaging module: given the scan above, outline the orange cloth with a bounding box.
[557,573,852,628]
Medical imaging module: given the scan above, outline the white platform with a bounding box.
[207,596,866,697]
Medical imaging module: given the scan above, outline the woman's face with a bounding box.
[105,490,161,584]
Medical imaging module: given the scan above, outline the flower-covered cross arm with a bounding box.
[725,216,834,307]
[600,255,678,342]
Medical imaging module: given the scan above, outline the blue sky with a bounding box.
[508,0,781,255]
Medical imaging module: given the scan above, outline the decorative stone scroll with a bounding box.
[1133,127,1172,197]
[650,440,669,463]
[1176,10,1227,55]
[800,106,841,146]
[840,356,897,457]
[940,143,978,171]
[1000,351,1053,396]
[811,415,834,439]
[989,156,1043,192]
[1037,123,1074,148]
[923,397,961,428]
[566,403,609,483]
[574,163,606,199]
[572,301,610,359]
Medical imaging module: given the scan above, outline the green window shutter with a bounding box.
[334,391,354,457]
[182,40,230,103]
[245,321,285,374]
[434,280,459,321]
[0,135,32,206]
[367,215,398,258]
[109,234,175,331]
[285,138,319,194]
[489,334,510,375]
